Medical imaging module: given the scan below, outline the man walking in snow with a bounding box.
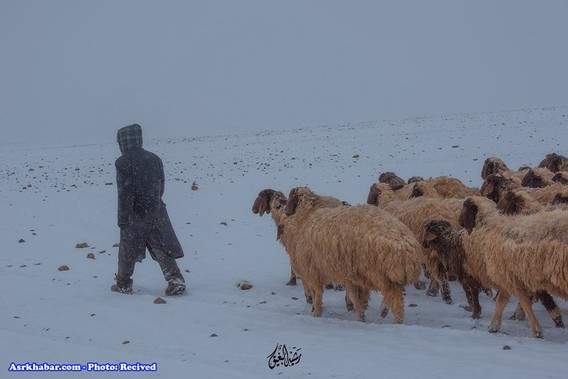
[111,123,186,296]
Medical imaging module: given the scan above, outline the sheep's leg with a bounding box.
[463,282,482,319]
[384,284,405,324]
[425,279,439,296]
[517,293,543,338]
[310,285,324,317]
[536,290,564,328]
[489,289,510,333]
[345,285,366,322]
[510,302,526,321]
[379,296,390,319]
[286,267,297,286]
[301,283,313,304]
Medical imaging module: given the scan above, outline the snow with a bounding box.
[1,107,568,378]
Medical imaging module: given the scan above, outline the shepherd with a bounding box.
[111,123,186,296]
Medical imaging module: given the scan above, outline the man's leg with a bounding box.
[150,247,186,296]
[112,226,144,294]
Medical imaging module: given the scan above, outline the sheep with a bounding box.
[422,220,487,319]
[538,153,568,173]
[458,196,568,337]
[284,186,422,323]
[367,176,478,210]
[480,173,522,203]
[480,157,529,182]
[410,177,480,199]
[368,180,474,296]
[378,171,406,190]
[552,171,568,185]
[367,186,466,303]
[422,219,562,327]
[252,189,348,291]
[496,188,568,216]
[520,168,557,188]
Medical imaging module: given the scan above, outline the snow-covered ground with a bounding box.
[1,107,568,378]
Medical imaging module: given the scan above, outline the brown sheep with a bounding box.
[285,187,422,323]
[480,173,522,203]
[459,196,568,337]
[480,157,529,182]
[368,192,466,304]
[252,189,348,293]
[538,153,568,173]
[521,168,556,188]
[378,171,406,190]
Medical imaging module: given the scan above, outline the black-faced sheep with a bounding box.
[284,187,422,323]
[459,196,568,337]
[422,220,487,319]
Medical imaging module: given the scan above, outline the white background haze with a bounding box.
[1,0,568,145]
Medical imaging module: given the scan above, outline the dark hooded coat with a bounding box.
[115,124,184,263]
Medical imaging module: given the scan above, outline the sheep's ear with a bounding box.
[252,189,273,216]
[481,160,494,180]
[480,179,494,198]
[459,198,478,234]
[367,183,379,205]
[285,188,300,215]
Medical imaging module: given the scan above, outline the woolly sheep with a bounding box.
[367,189,466,303]
[252,189,348,295]
[422,219,561,326]
[538,153,568,173]
[480,157,528,182]
[459,196,568,337]
[284,186,422,323]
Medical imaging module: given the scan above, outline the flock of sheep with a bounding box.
[251,152,568,338]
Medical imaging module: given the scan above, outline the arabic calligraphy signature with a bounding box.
[267,343,302,369]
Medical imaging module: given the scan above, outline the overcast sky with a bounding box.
[1,1,567,145]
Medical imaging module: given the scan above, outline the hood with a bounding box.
[117,124,143,154]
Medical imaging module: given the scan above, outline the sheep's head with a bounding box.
[481,157,510,180]
[552,172,568,185]
[552,192,568,205]
[410,182,425,198]
[459,197,480,234]
[480,174,517,203]
[422,220,452,249]
[407,176,424,184]
[538,153,568,173]
[496,190,524,215]
[367,182,393,206]
[378,171,406,190]
[367,183,379,205]
[521,169,549,188]
[252,189,287,216]
[285,186,317,216]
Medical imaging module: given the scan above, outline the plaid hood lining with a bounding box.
[117,124,143,153]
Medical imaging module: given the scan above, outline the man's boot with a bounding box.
[111,259,135,294]
[111,275,133,294]
[159,256,186,296]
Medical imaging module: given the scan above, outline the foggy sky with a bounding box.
[1,0,567,145]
